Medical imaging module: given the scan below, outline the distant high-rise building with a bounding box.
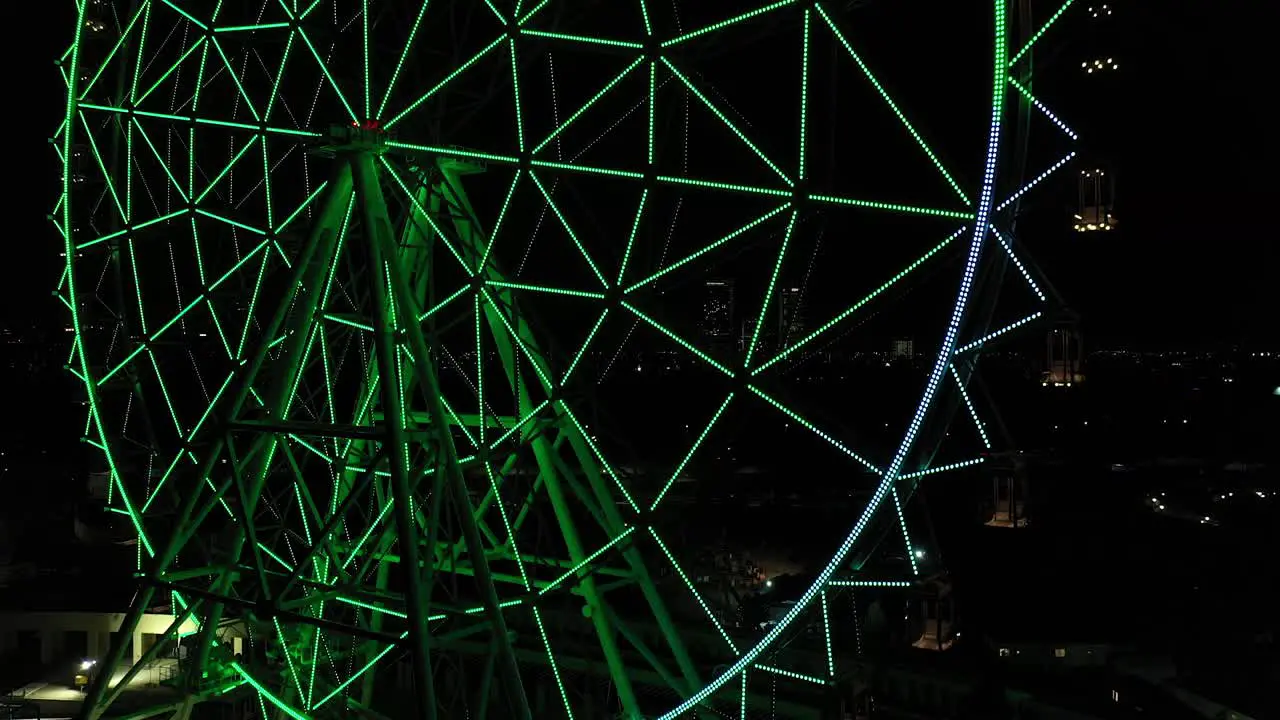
[777,287,805,346]
[891,338,914,360]
[702,280,735,342]
[737,318,772,353]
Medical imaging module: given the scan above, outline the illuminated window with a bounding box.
[999,648,1011,657]
[701,280,735,341]
[1054,648,1067,658]
[1112,689,1120,702]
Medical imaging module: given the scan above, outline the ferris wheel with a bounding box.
[56,0,1079,718]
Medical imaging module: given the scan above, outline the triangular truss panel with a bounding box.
[55,2,1084,718]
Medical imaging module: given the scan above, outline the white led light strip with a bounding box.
[989,225,1046,302]
[658,3,1009,714]
[996,150,1075,211]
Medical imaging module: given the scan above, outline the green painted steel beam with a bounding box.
[352,149,440,720]
[371,154,534,720]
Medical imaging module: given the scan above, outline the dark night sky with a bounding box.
[12,1,1274,348]
[1067,1,1275,348]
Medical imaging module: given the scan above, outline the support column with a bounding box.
[132,629,144,666]
[433,161,700,701]
[86,631,100,662]
[39,630,57,665]
[82,167,354,720]
[351,150,438,720]
[180,166,356,707]
[370,155,532,720]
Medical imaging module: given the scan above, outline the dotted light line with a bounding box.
[533,607,575,719]
[892,488,919,576]
[78,103,320,138]
[816,3,970,205]
[538,526,637,596]
[821,590,834,678]
[995,151,1075,211]
[78,4,149,102]
[799,9,811,180]
[1008,76,1078,140]
[484,280,605,300]
[649,527,740,654]
[384,35,506,129]
[72,4,1043,716]
[532,56,645,154]
[655,175,788,196]
[828,580,912,588]
[656,4,1010,715]
[158,0,207,30]
[67,0,163,561]
[755,226,966,374]
[76,208,190,250]
[954,311,1042,354]
[374,0,431,118]
[950,364,992,449]
[747,385,880,475]
[520,29,644,50]
[1008,0,1077,67]
[899,456,985,480]
[662,0,800,47]
[649,394,735,511]
[661,57,794,186]
[752,664,826,686]
[989,225,1046,302]
[622,302,734,377]
[811,193,972,219]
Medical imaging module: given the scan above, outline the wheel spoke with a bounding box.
[62,1,1072,716]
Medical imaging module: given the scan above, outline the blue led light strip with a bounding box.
[657,3,1009,714]
[955,311,1042,355]
[996,151,1075,211]
[1008,77,1077,139]
[989,225,1046,302]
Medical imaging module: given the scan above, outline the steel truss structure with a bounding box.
[54,0,1081,718]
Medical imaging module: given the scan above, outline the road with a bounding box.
[3,657,180,719]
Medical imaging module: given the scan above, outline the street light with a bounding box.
[75,659,98,693]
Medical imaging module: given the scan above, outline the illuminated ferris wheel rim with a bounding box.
[57,1,1076,717]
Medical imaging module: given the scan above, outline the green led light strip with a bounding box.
[658,4,1011,714]
[60,0,1058,715]
[78,103,321,137]
[1008,0,1076,67]
[815,3,971,205]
